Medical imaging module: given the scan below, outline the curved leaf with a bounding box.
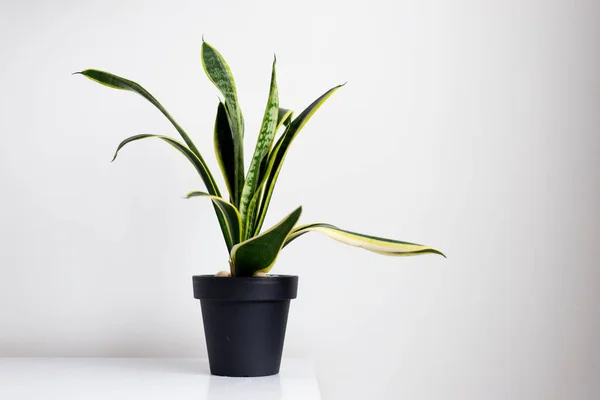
[239,58,279,239]
[201,41,244,207]
[253,85,343,235]
[111,134,221,196]
[111,134,236,250]
[185,191,242,247]
[284,223,446,257]
[214,102,236,203]
[231,206,302,277]
[75,69,206,164]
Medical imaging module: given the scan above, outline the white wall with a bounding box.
[1,0,599,398]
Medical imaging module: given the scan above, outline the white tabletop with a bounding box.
[0,358,320,400]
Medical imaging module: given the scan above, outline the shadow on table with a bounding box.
[109,358,211,375]
[207,374,282,400]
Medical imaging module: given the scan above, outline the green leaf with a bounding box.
[256,108,293,188]
[230,206,302,277]
[75,69,206,163]
[111,134,221,196]
[201,41,244,208]
[110,134,236,250]
[284,223,446,257]
[185,191,242,247]
[277,108,293,128]
[244,107,294,238]
[213,102,236,204]
[239,58,279,239]
[253,85,344,235]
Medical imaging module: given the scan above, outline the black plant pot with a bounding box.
[192,275,298,377]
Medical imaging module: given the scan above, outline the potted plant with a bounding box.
[75,40,445,377]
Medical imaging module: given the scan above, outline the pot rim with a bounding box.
[192,274,298,301]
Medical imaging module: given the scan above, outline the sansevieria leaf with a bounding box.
[213,102,236,204]
[256,108,293,188]
[111,134,221,196]
[202,41,245,208]
[185,191,242,247]
[110,134,237,251]
[245,107,294,238]
[231,206,302,277]
[253,84,344,235]
[75,70,205,162]
[284,223,446,257]
[239,58,279,239]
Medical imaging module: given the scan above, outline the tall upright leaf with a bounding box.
[239,58,279,239]
[245,108,294,237]
[253,84,344,235]
[201,41,245,207]
[213,102,236,203]
[230,206,302,277]
[284,223,446,257]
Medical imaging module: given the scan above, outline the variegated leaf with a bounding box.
[253,85,343,235]
[213,102,236,204]
[256,108,293,187]
[231,206,302,277]
[185,191,242,246]
[201,41,244,207]
[75,69,206,162]
[284,223,446,257]
[239,58,279,239]
[110,134,235,250]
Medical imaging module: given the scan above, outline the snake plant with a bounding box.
[76,40,445,277]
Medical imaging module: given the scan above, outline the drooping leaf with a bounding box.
[111,134,221,196]
[284,223,446,257]
[185,191,242,247]
[110,134,236,250]
[230,206,302,277]
[201,41,244,207]
[239,58,279,239]
[253,85,344,235]
[75,69,205,162]
[75,69,235,249]
[213,102,236,204]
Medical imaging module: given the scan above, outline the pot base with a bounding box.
[201,299,291,377]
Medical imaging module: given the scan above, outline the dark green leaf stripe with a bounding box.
[185,191,242,247]
[256,108,293,188]
[244,107,295,238]
[283,223,446,257]
[214,102,236,204]
[110,134,236,251]
[201,41,245,207]
[231,206,302,277]
[253,85,343,235]
[240,58,279,239]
